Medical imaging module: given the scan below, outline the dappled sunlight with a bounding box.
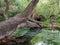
[34,41,47,45]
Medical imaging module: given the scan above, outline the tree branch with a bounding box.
[21,0,39,17]
[3,0,9,20]
[0,0,39,39]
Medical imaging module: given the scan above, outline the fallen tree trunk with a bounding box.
[42,24,60,30]
[17,19,60,30]
[0,0,39,39]
[0,25,41,45]
[0,21,60,45]
[27,18,60,30]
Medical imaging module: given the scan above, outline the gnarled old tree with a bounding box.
[0,0,39,39]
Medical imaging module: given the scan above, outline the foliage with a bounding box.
[31,29,60,45]
[0,16,4,21]
[0,0,60,45]
[13,0,31,12]
[12,28,29,37]
[8,12,15,17]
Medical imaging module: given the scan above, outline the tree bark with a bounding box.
[0,0,39,39]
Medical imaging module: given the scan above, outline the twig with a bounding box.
[3,0,9,20]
